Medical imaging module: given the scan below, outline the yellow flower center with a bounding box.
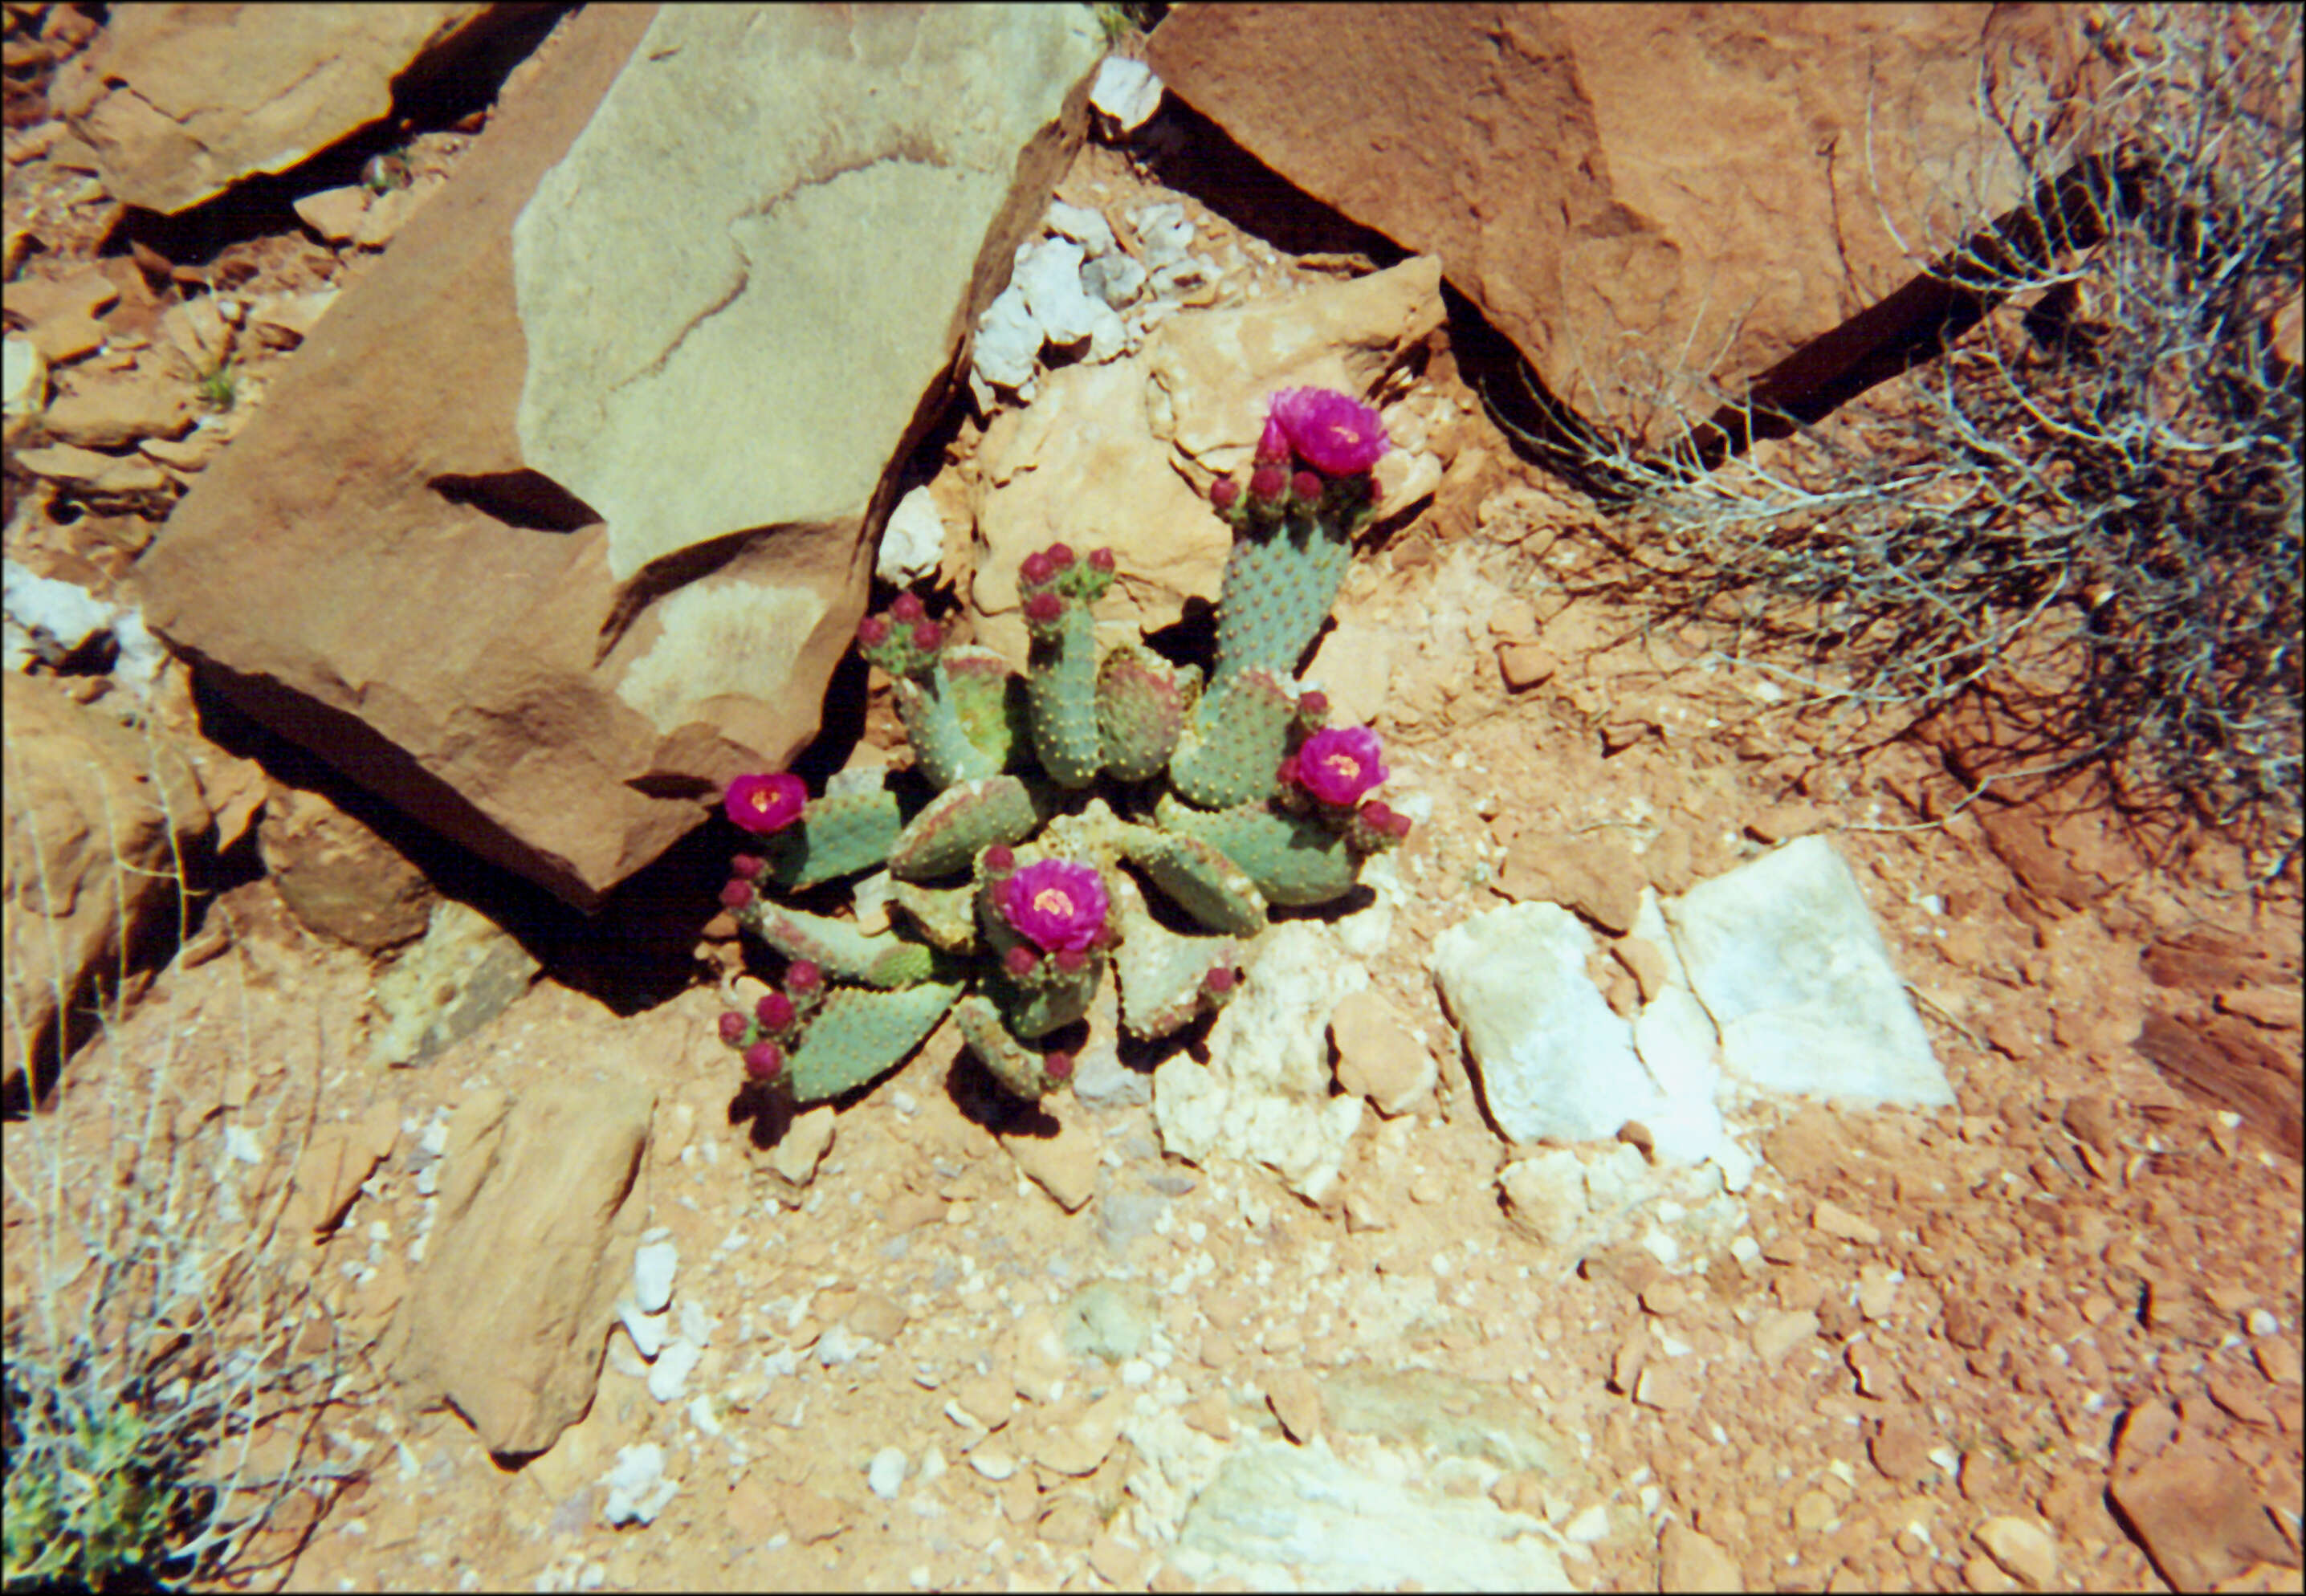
[1324,752,1360,782]
[1033,886,1074,918]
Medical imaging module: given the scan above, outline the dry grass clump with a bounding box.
[1504,4,2302,874]
[4,749,368,1590]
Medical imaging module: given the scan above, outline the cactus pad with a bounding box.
[1121,827,1268,938]
[1156,793,1363,907]
[1110,875,1243,1039]
[1025,602,1102,788]
[889,776,1044,881]
[784,980,963,1102]
[736,900,940,987]
[1168,666,1297,810]
[1097,645,1200,783]
[1215,515,1354,683]
[764,780,904,890]
[887,879,979,952]
[955,994,1070,1100]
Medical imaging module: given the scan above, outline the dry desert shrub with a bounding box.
[1504,4,2302,873]
[2,734,369,1590]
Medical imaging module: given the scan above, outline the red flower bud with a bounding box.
[1211,477,1241,511]
[1043,1051,1074,1081]
[1087,548,1114,572]
[983,844,1015,873]
[743,1040,784,1081]
[889,592,926,624]
[1053,947,1088,975]
[1297,690,1328,722]
[756,991,795,1031]
[718,1011,748,1046]
[784,959,822,994]
[719,879,754,908]
[1045,542,1074,568]
[1020,550,1054,587]
[1250,463,1287,503]
[911,619,942,651]
[1004,944,1040,977]
[731,853,766,878]
[1024,591,1063,624]
[1293,470,1323,503]
[857,614,890,647]
[1204,965,1237,995]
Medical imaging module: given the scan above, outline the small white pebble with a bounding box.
[868,1447,909,1500]
[2247,1309,2280,1337]
[1563,1504,1611,1543]
[968,1448,1017,1481]
[633,1240,678,1313]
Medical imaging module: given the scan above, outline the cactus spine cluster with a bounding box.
[713,386,1410,1106]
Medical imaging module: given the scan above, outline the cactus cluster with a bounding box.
[712,387,1412,1105]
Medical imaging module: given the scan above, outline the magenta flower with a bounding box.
[725,772,807,835]
[998,858,1109,955]
[1268,388,1388,476]
[1292,725,1388,806]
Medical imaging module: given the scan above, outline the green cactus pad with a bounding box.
[1025,603,1102,788]
[737,901,939,987]
[1122,828,1268,938]
[889,776,1045,881]
[1110,875,1242,1040]
[988,951,1103,1039]
[1097,645,1200,783]
[941,647,1032,772]
[764,781,904,890]
[1215,515,1355,684]
[894,668,1001,792]
[1168,667,1296,810]
[784,980,963,1102]
[1155,793,1363,907]
[955,993,1069,1099]
[887,879,979,952]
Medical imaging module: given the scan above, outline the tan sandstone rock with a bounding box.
[1150,5,2088,450]
[2,672,210,1100]
[385,1075,654,1458]
[135,5,1104,910]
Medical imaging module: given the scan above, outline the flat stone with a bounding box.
[258,781,437,952]
[1433,902,1665,1146]
[383,1076,654,1457]
[1660,1521,1744,1593]
[367,898,540,1068]
[37,368,194,449]
[1330,990,1434,1115]
[1171,1438,1572,1591]
[1,674,209,1100]
[14,442,169,495]
[2110,1451,2296,1591]
[1974,1516,2060,1590]
[1664,837,1952,1109]
[50,4,499,215]
[292,184,372,244]
[1155,922,1368,1202]
[515,6,1101,584]
[1148,7,2082,451]
[1494,831,1643,934]
[1002,1106,1101,1213]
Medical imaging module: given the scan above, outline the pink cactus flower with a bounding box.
[1268,387,1389,476]
[998,858,1108,955]
[1293,725,1388,807]
[718,1011,748,1046]
[725,772,807,835]
[743,1040,784,1081]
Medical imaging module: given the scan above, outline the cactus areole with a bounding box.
[712,387,1409,1105]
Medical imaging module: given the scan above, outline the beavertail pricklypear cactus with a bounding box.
[709,385,1412,1109]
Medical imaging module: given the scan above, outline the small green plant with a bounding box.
[1093,2,1165,48]
[194,360,236,413]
